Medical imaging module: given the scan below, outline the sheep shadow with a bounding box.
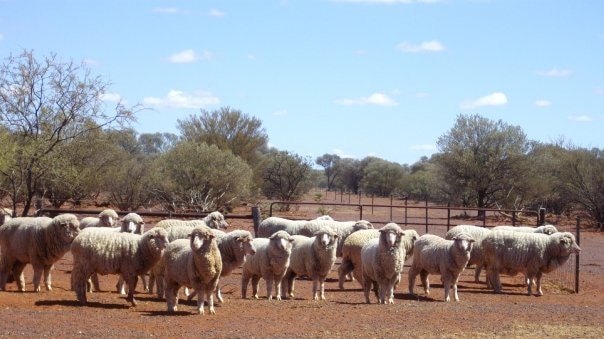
[140,310,192,317]
[35,299,130,309]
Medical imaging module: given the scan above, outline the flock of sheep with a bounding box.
[0,208,581,316]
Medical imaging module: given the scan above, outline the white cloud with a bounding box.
[535,99,551,107]
[409,144,437,151]
[333,148,357,159]
[397,40,445,53]
[460,92,508,109]
[568,115,592,122]
[167,49,213,63]
[100,92,122,103]
[335,92,398,106]
[537,68,572,77]
[142,89,219,109]
[209,9,225,17]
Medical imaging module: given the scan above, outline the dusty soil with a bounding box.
[2,196,603,338]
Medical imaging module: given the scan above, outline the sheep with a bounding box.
[163,226,222,315]
[241,230,294,301]
[491,224,558,235]
[155,211,229,230]
[408,233,475,302]
[70,227,169,306]
[338,225,419,289]
[187,230,256,303]
[444,225,492,283]
[360,223,407,304]
[256,215,333,238]
[0,208,12,225]
[79,209,119,229]
[281,228,339,301]
[482,230,581,296]
[0,214,80,292]
[295,219,373,256]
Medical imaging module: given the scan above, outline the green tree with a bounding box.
[435,114,529,214]
[316,153,341,191]
[177,107,268,165]
[0,50,134,215]
[260,149,313,202]
[138,132,179,156]
[360,157,407,197]
[155,141,253,212]
[333,158,363,194]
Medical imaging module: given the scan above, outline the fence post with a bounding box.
[404,198,408,226]
[390,195,393,222]
[446,202,451,232]
[252,206,262,237]
[575,217,580,293]
[512,211,516,226]
[539,208,546,226]
[425,199,429,234]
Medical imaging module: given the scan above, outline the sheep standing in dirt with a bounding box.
[482,230,581,295]
[79,209,119,229]
[256,215,333,238]
[241,230,293,300]
[295,219,373,256]
[492,224,558,235]
[338,225,419,289]
[0,208,12,225]
[70,227,169,306]
[281,228,339,301]
[445,225,492,283]
[163,226,222,315]
[408,233,475,302]
[0,214,80,292]
[360,223,407,304]
[155,211,229,230]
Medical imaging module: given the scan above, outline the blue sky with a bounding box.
[1,0,603,165]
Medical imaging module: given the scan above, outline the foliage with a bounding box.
[316,153,341,191]
[360,157,407,197]
[333,158,363,193]
[260,149,314,202]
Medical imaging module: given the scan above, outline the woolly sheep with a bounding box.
[79,209,119,229]
[491,224,558,235]
[0,208,12,225]
[187,230,256,303]
[482,230,581,296]
[338,225,419,289]
[241,230,294,301]
[0,214,80,292]
[444,225,492,283]
[408,233,475,302]
[163,226,222,315]
[70,227,169,306]
[256,215,333,238]
[295,219,373,255]
[360,223,406,304]
[281,228,339,301]
[155,211,229,230]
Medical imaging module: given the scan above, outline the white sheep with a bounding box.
[187,230,256,303]
[281,228,339,301]
[444,224,492,283]
[0,208,12,225]
[155,211,229,230]
[360,223,406,304]
[491,224,558,235]
[408,233,475,302]
[241,230,294,301]
[70,227,169,306]
[0,214,80,292]
[256,215,333,238]
[163,226,222,315]
[338,225,419,289]
[482,230,581,296]
[79,209,119,229]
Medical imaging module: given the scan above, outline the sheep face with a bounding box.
[190,228,215,252]
[146,228,169,252]
[353,220,374,232]
[55,215,81,242]
[269,231,293,252]
[557,232,581,256]
[379,228,404,249]
[239,236,257,256]
[540,225,559,235]
[452,233,475,254]
[207,211,229,230]
[315,231,338,248]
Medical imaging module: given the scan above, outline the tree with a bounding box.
[138,132,179,156]
[360,157,407,197]
[333,158,363,194]
[154,141,253,212]
[435,114,529,214]
[260,149,314,202]
[316,153,341,191]
[0,50,134,215]
[177,107,268,165]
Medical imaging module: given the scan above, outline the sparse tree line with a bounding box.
[1,50,602,227]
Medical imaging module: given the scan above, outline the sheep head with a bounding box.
[189,226,215,252]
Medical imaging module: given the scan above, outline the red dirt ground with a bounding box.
[1,198,603,338]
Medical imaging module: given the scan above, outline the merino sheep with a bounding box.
[155,211,229,230]
[0,214,80,292]
[444,225,492,283]
[360,223,407,304]
[491,224,558,235]
[70,227,169,306]
[408,233,475,302]
[256,215,333,238]
[482,230,581,296]
[0,208,12,225]
[295,219,373,256]
[241,230,294,300]
[79,209,119,229]
[338,225,419,289]
[281,228,339,301]
[163,226,222,315]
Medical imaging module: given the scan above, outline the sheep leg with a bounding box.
[11,261,27,292]
[43,265,52,291]
[241,272,250,299]
[452,274,461,302]
[535,272,543,296]
[362,276,373,304]
[407,267,417,296]
[196,287,206,315]
[116,276,126,295]
[207,288,216,315]
[215,286,224,303]
[90,273,101,292]
[148,273,156,294]
[386,280,395,304]
[273,276,283,301]
[474,263,484,283]
[140,274,149,292]
[338,259,354,289]
[165,283,178,312]
[420,270,430,295]
[71,265,89,304]
[125,275,138,306]
[318,277,326,301]
[187,288,199,302]
[252,275,261,299]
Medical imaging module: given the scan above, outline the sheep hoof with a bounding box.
[253,294,259,299]
[209,307,216,315]
[198,308,204,315]
[275,295,281,301]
